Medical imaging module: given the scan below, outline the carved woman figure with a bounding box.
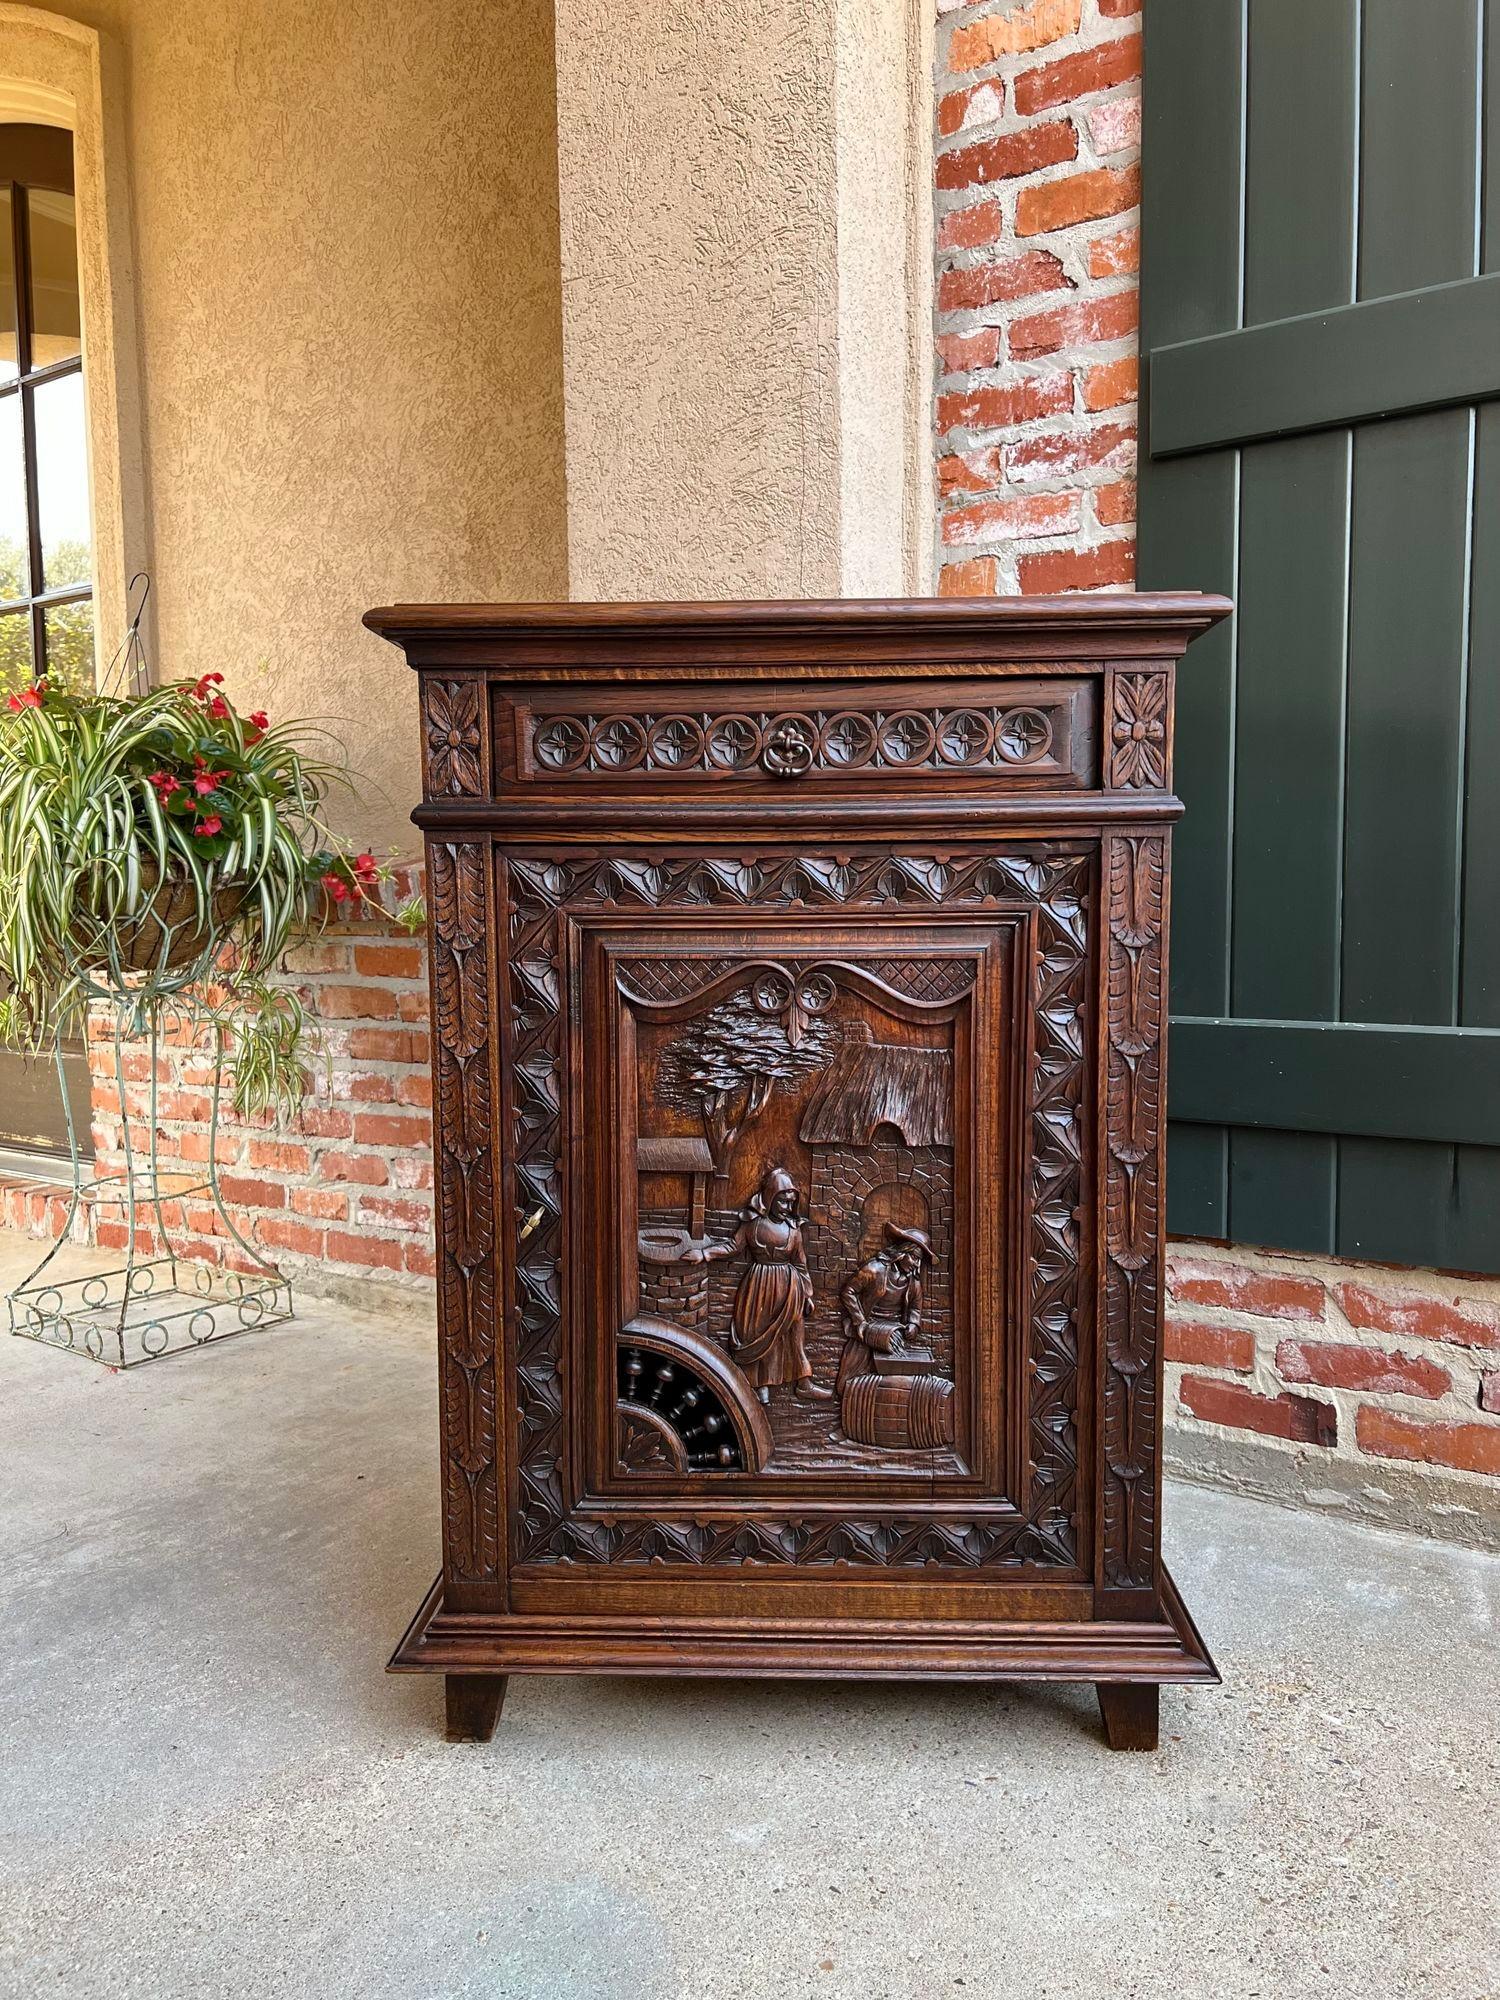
[691,1166,831,1405]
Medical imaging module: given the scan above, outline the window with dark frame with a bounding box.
[0,122,92,1160]
[0,123,92,699]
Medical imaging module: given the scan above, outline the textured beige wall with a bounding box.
[53,0,568,853]
[554,0,932,600]
[554,0,840,600]
[835,0,934,595]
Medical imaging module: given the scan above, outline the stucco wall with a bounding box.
[554,0,933,600]
[554,0,841,599]
[57,0,569,854]
[23,0,934,848]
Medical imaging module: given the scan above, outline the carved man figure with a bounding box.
[689,1165,832,1405]
[836,1223,934,1393]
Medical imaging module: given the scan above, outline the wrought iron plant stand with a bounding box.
[7,943,292,1370]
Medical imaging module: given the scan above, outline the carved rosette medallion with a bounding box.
[1102,834,1166,1589]
[1105,671,1169,791]
[528,701,1063,779]
[502,849,1088,1572]
[423,678,486,797]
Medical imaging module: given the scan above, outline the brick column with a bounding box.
[932,0,1140,595]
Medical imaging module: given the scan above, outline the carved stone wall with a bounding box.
[805,1142,954,1361]
[701,1205,754,1336]
[638,1211,711,1334]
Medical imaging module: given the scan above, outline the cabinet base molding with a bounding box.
[392,1568,1217,1717]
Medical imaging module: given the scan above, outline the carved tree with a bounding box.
[657,988,841,1172]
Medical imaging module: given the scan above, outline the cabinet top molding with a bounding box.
[365,593,1233,672]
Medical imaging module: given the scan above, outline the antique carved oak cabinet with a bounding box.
[366,595,1230,1752]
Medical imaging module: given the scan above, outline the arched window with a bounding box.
[0,122,90,697]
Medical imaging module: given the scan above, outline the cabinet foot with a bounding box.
[1096,1682,1159,1752]
[444,1673,508,1743]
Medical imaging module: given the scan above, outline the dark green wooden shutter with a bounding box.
[1140,0,1500,1272]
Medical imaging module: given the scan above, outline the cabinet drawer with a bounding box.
[501,677,1096,789]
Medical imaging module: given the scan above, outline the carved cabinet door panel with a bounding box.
[593,919,1008,1495]
[503,847,1090,1579]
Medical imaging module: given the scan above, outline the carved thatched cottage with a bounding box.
[797,1037,955,1367]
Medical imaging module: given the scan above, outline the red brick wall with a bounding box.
[1166,1245,1500,1486]
[934,0,1140,597]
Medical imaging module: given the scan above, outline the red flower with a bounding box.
[194,814,223,838]
[148,770,181,798]
[246,710,269,743]
[190,755,227,796]
[352,852,379,885]
[7,683,43,711]
[190,673,230,720]
[321,871,351,903]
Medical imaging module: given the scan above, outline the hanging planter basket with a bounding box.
[73,869,252,979]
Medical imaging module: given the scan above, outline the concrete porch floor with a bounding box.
[1,1233,1496,2000]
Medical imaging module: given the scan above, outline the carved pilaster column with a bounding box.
[422,674,503,1608]
[1100,832,1167,1599]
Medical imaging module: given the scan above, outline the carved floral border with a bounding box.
[496,849,1090,1572]
[423,679,486,798]
[525,701,1066,780]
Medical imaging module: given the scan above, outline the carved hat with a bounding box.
[882,1221,933,1261]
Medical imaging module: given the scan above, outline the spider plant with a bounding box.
[0,671,406,1119]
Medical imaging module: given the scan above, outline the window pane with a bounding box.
[28,189,80,368]
[0,606,32,700]
[42,595,92,691]
[0,189,14,383]
[34,370,89,592]
[0,391,27,599]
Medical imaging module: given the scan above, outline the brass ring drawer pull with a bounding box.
[760,717,816,777]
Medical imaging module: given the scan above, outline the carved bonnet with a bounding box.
[748,1165,800,1218]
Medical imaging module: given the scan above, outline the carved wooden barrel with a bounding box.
[840,1373,955,1451]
